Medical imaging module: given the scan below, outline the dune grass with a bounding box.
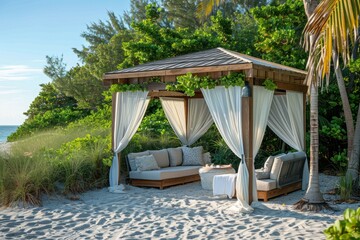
[0,127,112,207]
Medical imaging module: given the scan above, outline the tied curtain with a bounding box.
[267,91,309,190]
[109,91,150,192]
[252,86,274,202]
[160,97,213,146]
[201,86,253,213]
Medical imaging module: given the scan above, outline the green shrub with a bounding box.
[0,148,55,207]
[324,208,360,239]
[338,173,353,201]
[52,133,112,194]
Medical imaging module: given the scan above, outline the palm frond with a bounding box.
[303,0,360,86]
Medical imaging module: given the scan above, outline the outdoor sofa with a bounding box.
[126,146,211,189]
[213,151,306,201]
[255,151,306,201]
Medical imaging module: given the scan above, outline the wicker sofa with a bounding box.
[256,152,306,201]
[126,146,211,189]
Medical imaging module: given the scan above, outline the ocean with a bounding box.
[0,126,18,143]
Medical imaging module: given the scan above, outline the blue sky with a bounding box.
[0,0,130,125]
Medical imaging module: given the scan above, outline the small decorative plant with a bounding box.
[324,207,360,239]
[109,83,146,92]
[263,78,277,90]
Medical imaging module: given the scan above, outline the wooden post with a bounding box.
[241,96,254,204]
[112,93,121,185]
[303,92,307,152]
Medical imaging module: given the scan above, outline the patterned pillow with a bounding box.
[128,151,150,171]
[182,146,204,166]
[167,147,183,166]
[135,155,160,171]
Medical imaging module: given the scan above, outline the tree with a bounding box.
[163,0,201,29]
[294,0,360,210]
[302,0,360,183]
[73,11,126,62]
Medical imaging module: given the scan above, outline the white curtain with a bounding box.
[252,86,274,202]
[109,91,150,192]
[160,97,213,146]
[268,91,309,190]
[201,86,253,213]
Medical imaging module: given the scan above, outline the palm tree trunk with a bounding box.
[303,84,325,203]
[332,46,355,164]
[351,104,360,184]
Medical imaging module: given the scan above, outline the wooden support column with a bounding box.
[112,93,121,185]
[242,96,254,204]
[303,92,307,152]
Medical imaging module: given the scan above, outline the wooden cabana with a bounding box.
[103,47,308,208]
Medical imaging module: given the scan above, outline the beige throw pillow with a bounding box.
[182,146,204,166]
[167,147,183,166]
[135,155,160,171]
[150,149,170,168]
[203,152,211,165]
[255,170,270,179]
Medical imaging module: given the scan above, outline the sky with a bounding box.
[0,0,131,125]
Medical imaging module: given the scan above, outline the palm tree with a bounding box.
[298,0,360,210]
[302,0,360,184]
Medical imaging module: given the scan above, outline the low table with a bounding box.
[199,165,235,190]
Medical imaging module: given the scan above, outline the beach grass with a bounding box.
[0,127,112,206]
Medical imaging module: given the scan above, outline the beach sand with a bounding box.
[0,173,357,240]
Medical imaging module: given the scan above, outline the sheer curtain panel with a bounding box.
[268,91,309,190]
[201,86,253,213]
[252,86,274,201]
[160,97,213,146]
[109,91,150,192]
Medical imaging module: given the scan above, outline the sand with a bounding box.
[0,173,357,240]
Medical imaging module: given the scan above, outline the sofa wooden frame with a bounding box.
[130,174,200,190]
[257,181,302,202]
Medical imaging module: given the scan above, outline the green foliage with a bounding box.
[0,151,54,207]
[109,83,146,92]
[167,72,245,96]
[252,0,307,69]
[50,134,112,193]
[263,79,277,90]
[330,149,348,174]
[324,208,360,239]
[8,107,89,141]
[338,173,353,201]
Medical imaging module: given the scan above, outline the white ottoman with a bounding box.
[199,165,235,190]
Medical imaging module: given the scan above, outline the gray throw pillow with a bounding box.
[135,155,160,171]
[182,146,203,166]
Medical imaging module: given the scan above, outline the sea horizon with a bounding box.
[0,125,19,143]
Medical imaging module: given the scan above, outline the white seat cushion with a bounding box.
[129,166,201,181]
[256,179,277,191]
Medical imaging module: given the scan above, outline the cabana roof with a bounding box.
[103,47,308,93]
